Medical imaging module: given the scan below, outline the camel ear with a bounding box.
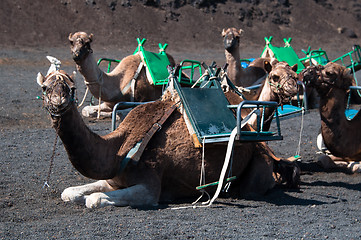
[68,33,73,42]
[264,61,272,73]
[88,33,93,42]
[239,29,244,35]
[37,72,45,87]
[222,29,227,37]
[270,58,279,66]
[70,71,77,88]
[342,68,351,78]
[291,64,298,72]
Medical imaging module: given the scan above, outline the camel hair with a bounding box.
[37,69,300,208]
[68,32,175,118]
[222,27,269,87]
[225,59,299,131]
[301,62,361,173]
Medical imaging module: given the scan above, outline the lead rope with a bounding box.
[192,137,211,205]
[295,107,305,158]
[42,119,60,188]
[171,127,237,210]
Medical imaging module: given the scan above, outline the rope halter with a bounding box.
[42,71,76,117]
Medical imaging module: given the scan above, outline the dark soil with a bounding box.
[1,0,361,239]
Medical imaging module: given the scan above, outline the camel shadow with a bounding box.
[302,180,361,192]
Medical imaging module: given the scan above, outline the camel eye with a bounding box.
[325,71,335,77]
[272,75,280,81]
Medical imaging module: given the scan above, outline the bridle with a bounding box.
[223,31,239,51]
[72,37,93,63]
[301,65,349,92]
[42,71,76,117]
[268,69,298,104]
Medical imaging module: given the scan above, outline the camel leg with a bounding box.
[318,154,361,173]
[237,152,276,196]
[84,184,159,208]
[61,180,115,204]
[81,102,113,118]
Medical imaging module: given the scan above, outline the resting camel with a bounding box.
[301,62,361,173]
[225,59,298,131]
[68,32,175,118]
[222,28,268,87]
[37,69,300,208]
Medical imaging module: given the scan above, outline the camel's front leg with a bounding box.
[81,102,114,118]
[85,184,159,208]
[61,180,115,204]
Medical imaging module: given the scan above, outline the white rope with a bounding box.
[171,127,237,210]
[77,87,89,108]
[295,107,305,157]
[191,71,209,88]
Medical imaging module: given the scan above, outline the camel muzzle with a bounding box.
[224,36,238,51]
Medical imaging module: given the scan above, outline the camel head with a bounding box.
[37,70,76,117]
[301,62,354,96]
[264,59,299,103]
[69,32,93,63]
[222,28,243,52]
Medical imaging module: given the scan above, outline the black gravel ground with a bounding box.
[1,48,360,239]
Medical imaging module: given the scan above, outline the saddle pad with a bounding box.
[141,50,171,85]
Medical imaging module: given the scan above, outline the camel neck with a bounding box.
[76,53,102,84]
[225,49,242,86]
[257,80,278,131]
[53,104,123,179]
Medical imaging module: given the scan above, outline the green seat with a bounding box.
[261,37,306,73]
[345,109,358,120]
[174,79,236,144]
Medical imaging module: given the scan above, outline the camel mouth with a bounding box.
[224,37,238,51]
[72,51,83,62]
[300,66,319,87]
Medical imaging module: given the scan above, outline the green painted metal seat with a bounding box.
[171,66,283,145]
[261,36,306,73]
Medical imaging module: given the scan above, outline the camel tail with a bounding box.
[273,159,300,189]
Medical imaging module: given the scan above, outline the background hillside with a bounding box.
[1,0,360,57]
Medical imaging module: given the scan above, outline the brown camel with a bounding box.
[68,32,175,118]
[225,59,298,131]
[222,28,268,87]
[301,62,361,173]
[37,69,300,208]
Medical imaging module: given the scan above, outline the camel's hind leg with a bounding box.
[61,180,115,204]
[84,184,159,208]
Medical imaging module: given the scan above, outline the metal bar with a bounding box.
[111,101,154,131]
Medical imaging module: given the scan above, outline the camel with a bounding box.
[301,62,361,173]
[225,59,299,131]
[37,69,300,208]
[222,28,268,87]
[68,32,175,118]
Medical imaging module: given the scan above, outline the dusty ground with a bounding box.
[1,46,360,239]
[1,0,361,239]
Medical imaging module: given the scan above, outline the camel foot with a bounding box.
[61,187,86,204]
[85,192,114,208]
[347,162,361,173]
[81,106,112,118]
